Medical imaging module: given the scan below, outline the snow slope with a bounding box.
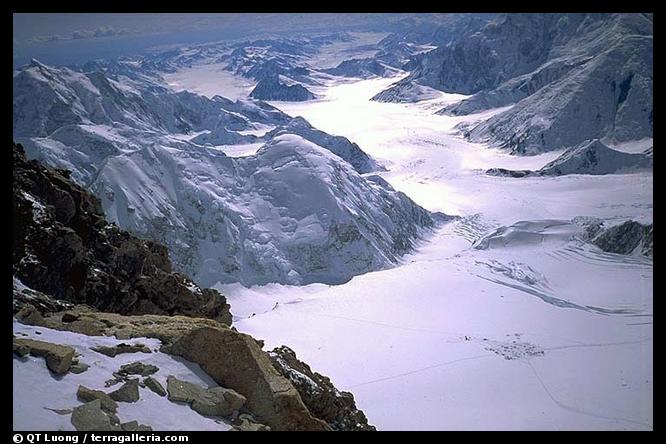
[13,320,231,431]
[14,61,435,288]
[215,74,652,431]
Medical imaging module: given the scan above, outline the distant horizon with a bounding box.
[12,13,457,68]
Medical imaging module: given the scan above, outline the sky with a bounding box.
[13,13,449,68]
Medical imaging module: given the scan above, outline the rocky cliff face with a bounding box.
[13,143,231,324]
[582,220,653,257]
[373,13,652,154]
[13,287,377,431]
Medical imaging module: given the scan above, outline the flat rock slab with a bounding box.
[109,379,140,403]
[166,375,246,417]
[77,386,118,413]
[14,338,75,374]
[121,420,153,431]
[117,361,159,376]
[144,376,167,397]
[91,343,151,357]
[71,400,121,431]
[169,326,329,431]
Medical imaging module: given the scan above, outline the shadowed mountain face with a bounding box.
[13,142,232,324]
[373,13,652,155]
[13,60,440,288]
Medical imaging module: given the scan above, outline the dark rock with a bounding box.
[109,379,140,403]
[169,326,330,431]
[589,220,653,257]
[166,375,246,418]
[62,313,80,323]
[12,143,232,325]
[71,400,121,431]
[121,421,153,431]
[143,376,167,397]
[91,343,151,357]
[249,74,315,102]
[118,361,159,376]
[70,363,90,374]
[13,342,31,357]
[76,385,118,413]
[13,338,75,374]
[269,345,376,431]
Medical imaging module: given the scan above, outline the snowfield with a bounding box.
[214,75,652,430]
[13,320,231,431]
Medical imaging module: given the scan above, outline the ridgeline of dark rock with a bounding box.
[13,143,232,324]
[250,75,315,102]
[269,346,376,431]
[582,220,653,257]
[485,139,652,177]
[323,58,398,79]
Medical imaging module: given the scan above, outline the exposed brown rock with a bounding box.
[76,385,118,413]
[71,400,121,431]
[169,326,330,431]
[13,143,231,325]
[13,337,75,374]
[91,343,151,358]
[109,379,140,403]
[143,376,167,397]
[269,346,376,431]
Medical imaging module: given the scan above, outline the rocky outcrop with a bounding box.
[485,139,652,177]
[250,74,315,102]
[168,326,330,431]
[14,297,376,431]
[13,337,75,374]
[144,377,167,397]
[77,386,118,413]
[323,58,398,79]
[109,379,140,403]
[583,220,653,257]
[269,346,376,431]
[91,343,151,357]
[166,375,246,417]
[13,143,231,325]
[71,400,120,431]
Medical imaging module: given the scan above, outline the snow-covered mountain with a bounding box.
[264,117,381,174]
[13,60,440,288]
[373,13,652,155]
[322,58,399,79]
[486,139,652,177]
[249,74,316,101]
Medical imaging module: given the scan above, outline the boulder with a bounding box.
[109,379,140,403]
[143,376,167,397]
[71,400,121,431]
[169,326,330,431]
[234,413,271,431]
[91,343,151,357]
[13,338,75,374]
[117,361,159,376]
[70,362,90,374]
[121,421,153,431]
[76,385,118,413]
[166,375,246,417]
